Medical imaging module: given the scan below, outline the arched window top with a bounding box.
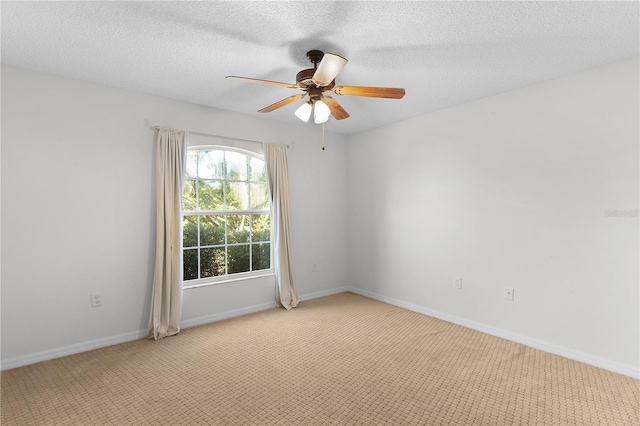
[187,144,264,160]
[186,131,264,156]
[185,145,268,201]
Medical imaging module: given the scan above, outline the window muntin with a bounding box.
[183,148,271,283]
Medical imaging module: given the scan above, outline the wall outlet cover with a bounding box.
[504,287,514,301]
[454,277,463,289]
[91,293,102,308]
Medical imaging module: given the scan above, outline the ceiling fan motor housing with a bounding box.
[296,50,337,89]
[296,69,335,90]
[296,68,315,88]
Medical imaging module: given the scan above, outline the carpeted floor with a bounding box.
[1,292,639,425]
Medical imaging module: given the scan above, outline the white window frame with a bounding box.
[182,144,274,289]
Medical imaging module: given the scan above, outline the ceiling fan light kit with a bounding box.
[313,99,331,124]
[294,102,312,122]
[226,49,406,124]
[294,99,331,124]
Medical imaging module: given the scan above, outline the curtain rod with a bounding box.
[151,125,289,148]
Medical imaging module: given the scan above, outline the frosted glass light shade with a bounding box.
[313,100,330,124]
[295,102,312,122]
[312,53,348,86]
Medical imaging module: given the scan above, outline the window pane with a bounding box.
[183,148,271,282]
[200,247,226,277]
[198,150,225,179]
[228,244,250,274]
[252,243,270,271]
[198,180,224,210]
[183,249,198,280]
[250,183,269,210]
[228,215,250,244]
[251,215,270,242]
[226,182,249,210]
[183,179,197,211]
[225,151,248,181]
[249,157,267,183]
[200,215,225,246]
[186,150,198,179]
[183,216,198,248]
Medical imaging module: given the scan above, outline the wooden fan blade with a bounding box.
[333,86,405,99]
[258,94,306,113]
[322,96,350,120]
[226,76,298,89]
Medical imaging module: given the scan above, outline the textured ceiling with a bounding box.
[2,1,638,135]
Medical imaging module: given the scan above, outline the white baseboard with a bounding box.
[180,300,278,329]
[346,286,639,380]
[176,287,351,331]
[6,285,635,379]
[181,287,349,330]
[300,286,349,301]
[0,329,148,371]
[1,300,280,371]
[1,286,349,371]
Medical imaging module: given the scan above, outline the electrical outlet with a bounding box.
[312,264,318,272]
[504,287,514,301]
[454,277,463,290]
[91,293,102,308]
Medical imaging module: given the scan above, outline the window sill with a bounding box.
[183,270,275,290]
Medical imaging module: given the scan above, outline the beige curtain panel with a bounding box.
[148,128,187,340]
[264,143,299,310]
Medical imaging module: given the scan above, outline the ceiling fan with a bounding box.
[226,50,406,124]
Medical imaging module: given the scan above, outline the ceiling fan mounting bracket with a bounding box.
[306,50,324,66]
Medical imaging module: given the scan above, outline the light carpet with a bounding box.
[1,292,639,425]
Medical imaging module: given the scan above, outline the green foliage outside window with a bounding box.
[182,149,271,281]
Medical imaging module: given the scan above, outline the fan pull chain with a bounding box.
[322,122,325,151]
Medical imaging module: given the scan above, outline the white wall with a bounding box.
[1,65,348,367]
[347,58,639,376]
[3,58,638,377]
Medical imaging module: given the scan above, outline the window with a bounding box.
[182,148,271,284]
